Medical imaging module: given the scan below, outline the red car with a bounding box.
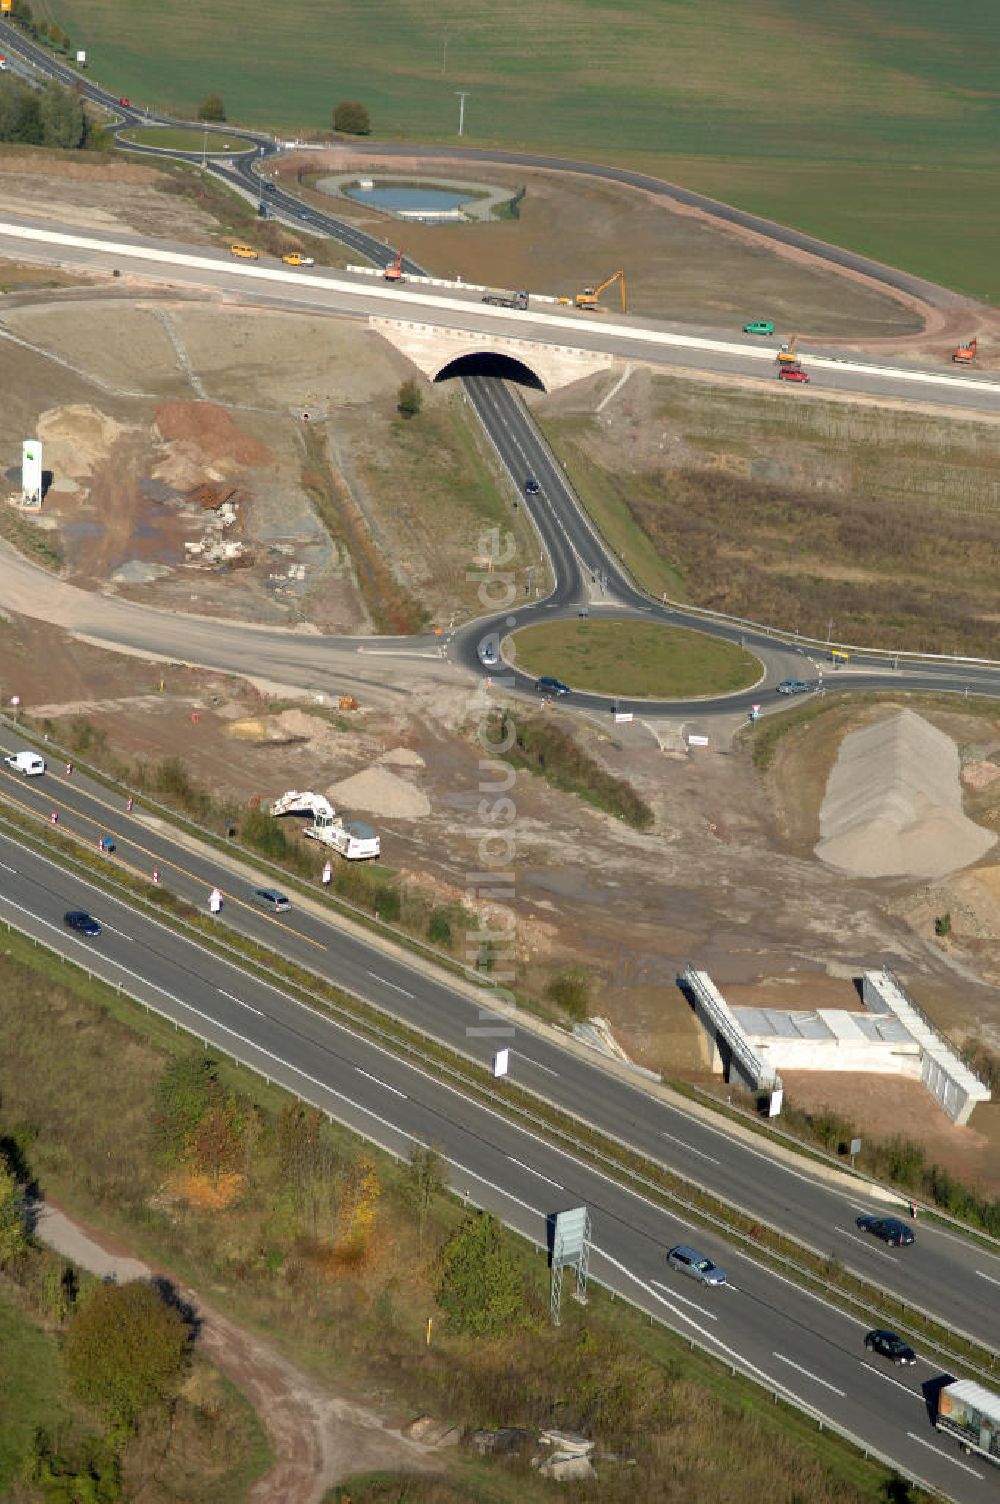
[778,366,810,383]
[119,96,131,107]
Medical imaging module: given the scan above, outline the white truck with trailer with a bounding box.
[935,1379,1000,1466]
[481,288,529,310]
[270,791,380,860]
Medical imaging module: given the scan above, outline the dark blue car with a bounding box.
[64,910,102,937]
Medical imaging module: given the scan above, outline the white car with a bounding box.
[5,750,46,776]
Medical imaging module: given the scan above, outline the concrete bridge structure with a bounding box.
[370,315,618,392]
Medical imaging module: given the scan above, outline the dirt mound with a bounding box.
[379,746,426,768]
[328,766,430,820]
[37,404,125,479]
[815,708,997,879]
[154,401,274,469]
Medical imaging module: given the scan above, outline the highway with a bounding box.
[3,749,999,1361]
[0,818,995,1501]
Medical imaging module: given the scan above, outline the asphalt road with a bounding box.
[3,750,999,1360]
[0,818,995,1501]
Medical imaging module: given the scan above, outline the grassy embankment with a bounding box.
[34,0,1000,299]
[512,618,760,699]
[118,125,255,152]
[0,926,924,1504]
[538,381,1000,657]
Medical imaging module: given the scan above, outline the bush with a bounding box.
[427,908,453,947]
[197,92,226,122]
[546,966,591,1021]
[437,1211,524,1337]
[240,806,289,861]
[64,1280,191,1426]
[333,99,371,135]
[492,712,654,830]
[396,379,423,418]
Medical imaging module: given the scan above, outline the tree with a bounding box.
[197,92,226,122]
[437,1211,524,1336]
[401,1144,445,1246]
[0,1160,28,1270]
[39,81,85,148]
[152,1051,222,1164]
[64,1280,191,1427]
[397,379,423,419]
[333,100,370,136]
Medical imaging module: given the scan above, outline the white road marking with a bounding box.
[366,971,414,998]
[649,1278,718,1320]
[906,1433,984,1479]
[519,1054,559,1077]
[218,989,263,1016]
[859,1361,922,1397]
[355,1067,406,1099]
[0,860,18,873]
[771,1352,845,1396]
[660,1129,720,1165]
[101,923,134,941]
[975,1269,1000,1288]
[835,1227,897,1262]
[507,1156,563,1190]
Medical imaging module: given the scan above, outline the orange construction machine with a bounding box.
[384,250,404,283]
[953,337,977,365]
[575,269,627,313]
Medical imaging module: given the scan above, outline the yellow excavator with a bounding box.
[575,269,627,313]
[777,334,800,366]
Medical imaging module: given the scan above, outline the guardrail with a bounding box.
[681,966,780,1093]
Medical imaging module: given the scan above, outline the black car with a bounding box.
[535,675,570,697]
[856,1214,915,1247]
[253,887,290,912]
[64,910,102,937]
[865,1329,916,1365]
[776,678,813,695]
[524,477,541,496]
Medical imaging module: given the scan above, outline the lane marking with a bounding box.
[101,923,134,941]
[975,1269,1000,1288]
[518,1054,559,1077]
[0,859,18,873]
[649,1278,718,1320]
[366,971,414,998]
[771,1352,845,1397]
[906,1433,984,1479]
[859,1360,923,1398]
[661,1129,720,1165]
[507,1156,564,1189]
[218,989,263,1016]
[835,1227,897,1262]
[355,1067,406,1099]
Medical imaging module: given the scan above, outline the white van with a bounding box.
[4,750,46,777]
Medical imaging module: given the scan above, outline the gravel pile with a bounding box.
[328,766,430,820]
[815,708,996,879]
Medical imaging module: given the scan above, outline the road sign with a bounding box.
[493,1048,510,1078]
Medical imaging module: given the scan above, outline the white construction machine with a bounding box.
[270,791,380,860]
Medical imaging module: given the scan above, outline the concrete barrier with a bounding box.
[862,968,991,1125]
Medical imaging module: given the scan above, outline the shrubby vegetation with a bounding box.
[0,76,87,148]
[490,711,654,830]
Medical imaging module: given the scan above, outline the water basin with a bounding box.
[344,184,469,217]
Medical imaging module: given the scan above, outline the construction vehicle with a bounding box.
[575,270,626,313]
[953,337,977,365]
[481,288,529,310]
[270,791,380,860]
[384,250,405,283]
[776,335,799,366]
[281,252,315,267]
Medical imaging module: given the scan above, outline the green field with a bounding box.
[119,125,255,152]
[34,0,1000,298]
[0,1292,75,1487]
[512,618,760,698]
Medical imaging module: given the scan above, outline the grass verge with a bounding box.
[119,126,255,152]
[0,930,932,1504]
[0,508,63,572]
[511,617,760,698]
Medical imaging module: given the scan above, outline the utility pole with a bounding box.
[442,30,448,74]
[455,90,469,137]
[201,124,208,169]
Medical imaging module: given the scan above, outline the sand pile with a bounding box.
[815,709,996,879]
[37,404,125,480]
[379,746,426,768]
[328,766,430,820]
